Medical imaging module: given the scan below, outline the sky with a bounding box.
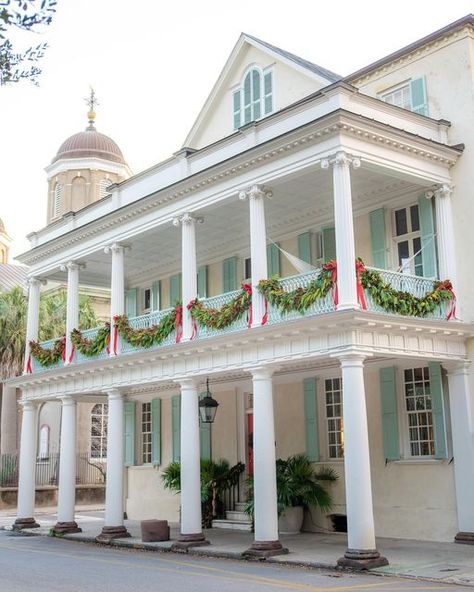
[1,0,473,258]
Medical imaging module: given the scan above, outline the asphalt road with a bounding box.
[0,530,472,592]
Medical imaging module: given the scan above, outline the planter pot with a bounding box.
[278,506,304,535]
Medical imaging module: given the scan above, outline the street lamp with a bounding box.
[198,378,219,424]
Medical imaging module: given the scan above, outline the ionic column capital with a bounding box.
[444,360,471,377]
[249,366,277,380]
[27,276,46,289]
[172,212,204,227]
[175,377,199,390]
[238,184,273,201]
[105,389,124,401]
[321,151,361,170]
[425,184,454,200]
[104,243,130,255]
[57,395,77,406]
[331,350,370,367]
[20,398,38,410]
[60,260,85,273]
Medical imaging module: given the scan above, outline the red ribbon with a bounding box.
[355,260,368,310]
[262,298,268,326]
[175,305,183,343]
[438,280,457,320]
[25,354,32,374]
[323,261,338,306]
[61,336,66,362]
[112,316,119,354]
[186,301,198,339]
[242,283,253,327]
[68,344,76,364]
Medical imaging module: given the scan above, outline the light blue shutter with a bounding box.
[151,398,161,466]
[322,227,336,261]
[197,265,207,299]
[428,362,448,460]
[243,72,251,124]
[171,395,181,462]
[199,393,212,461]
[124,401,135,466]
[298,232,312,264]
[303,378,319,462]
[379,368,401,461]
[169,273,182,305]
[125,288,137,318]
[410,77,428,116]
[152,280,161,311]
[370,209,387,269]
[252,69,261,119]
[223,257,237,292]
[266,243,280,277]
[417,196,437,278]
[233,90,241,130]
[264,71,273,114]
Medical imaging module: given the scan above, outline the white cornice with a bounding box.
[45,156,132,179]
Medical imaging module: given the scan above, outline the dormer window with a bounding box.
[233,66,273,130]
[379,77,428,116]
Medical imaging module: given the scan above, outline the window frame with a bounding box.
[232,64,274,130]
[90,403,108,460]
[379,80,412,110]
[391,203,423,275]
[324,377,344,460]
[142,287,152,313]
[141,401,152,465]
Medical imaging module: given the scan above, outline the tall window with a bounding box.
[91,403,108,459]
[233,67,273,129]
[325,378,344,459]
[404,367,435,457]
[381,83,411,110]
[141,402,152,464]
[393,204,423,275]
[379,78,428,116]
[53,182,62,218]
[99,178,112,199]
[39,425,50,459]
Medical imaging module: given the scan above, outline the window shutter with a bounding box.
[243,72,252,124]
[125,288,137,318]
[379,367,400,461]
[197,265,208,299]
[264,71,273,114]
[428,362,448,460]
[322,227,336,261]
[171,395,181,462]
[410,77,428,116]
[252,69,261,119]
[297,232,312,264]
[151,398,161,466]
[169,273,182,305]
[223,257,237,292]
[199,393,212,461]
[233,90,241,130]
[266,243,280,277]
[152,280,161,312]
[124,401,135,467]
[369,209,387,269]
[417,195,437,278]
[303,378,319,462]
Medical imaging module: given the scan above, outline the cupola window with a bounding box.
[53,182,62,218]
[99,178,112,199]
[233,67,273,130]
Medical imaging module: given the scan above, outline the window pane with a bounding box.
[410,205,420,232]
[144,289,151,310]
[252,69,260,100]
[404,367,434,457]
[413,237,423,276]
[243,73,251,106]
[397,241,409,265]
[395,209,408,236]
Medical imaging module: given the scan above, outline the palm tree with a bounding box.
[0,286,99,380]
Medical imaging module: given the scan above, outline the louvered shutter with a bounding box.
[322,227,336,262]
[223,257,238,292]
[169,273,182,305]
[266,243,280,277]
[152,280,161,312]
[197,265,207,299]
[410,77,428,116]
[124,401,135,467]
[298,232,312,264]
[379,367,401,461]
[417,196,437,278]
[428,362,448,460]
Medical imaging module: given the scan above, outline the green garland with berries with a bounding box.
[187,284,252,330]
[29,337,65,367]
[70,323,111,357]
[114,309,178,348]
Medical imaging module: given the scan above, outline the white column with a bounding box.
[23,278,42,373]
[96,390,130,541]
[244,367,286,557]
[14,400,39,529]
[321,152,360,310]
[53,397,81,533]
[0,385,18,455]
[336,353,387,567]
[104,244,126,356]
[239,185,272,327]
[446,362,474,543]
[173,378,208,547]
[432,185,458,287]
[60,262,81,365]
[172,213,203,341]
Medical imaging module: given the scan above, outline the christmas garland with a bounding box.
[114,309,177,348]
[70,323,111,357]
[187,284,252,330]
[29,337,65,368]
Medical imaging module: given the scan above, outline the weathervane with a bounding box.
[85,86,99,129]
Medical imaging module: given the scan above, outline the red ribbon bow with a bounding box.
[242,283,253,327]
[186,301,198,339]
[438,280,457,320]
[323,261,338,306]
[68,344,76,364]
[25,354,32,374]
[355,260,367,310]
[61,336,67,362]
[111,316,119,354]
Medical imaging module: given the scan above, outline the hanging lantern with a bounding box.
[198,378,219,424]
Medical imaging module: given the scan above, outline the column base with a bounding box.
[52,521,82,535]
[243,540,289,559]
[95,525,131,543]
[171,532,210,551]
[13,517,40,530]
[337,549,388,570]
[455,532,474,545]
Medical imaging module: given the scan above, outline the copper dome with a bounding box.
[53,128,126,164]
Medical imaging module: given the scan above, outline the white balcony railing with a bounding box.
[196,289,249,339]
[121,307,176,355]
[74,326,110,364]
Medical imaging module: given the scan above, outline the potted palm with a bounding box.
[245,453,337,534]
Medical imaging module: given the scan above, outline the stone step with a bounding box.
[225,510,250,522]
[212,519,253,531]
[234,502,247,512]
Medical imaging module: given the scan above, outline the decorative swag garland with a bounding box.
[27,260,456,370]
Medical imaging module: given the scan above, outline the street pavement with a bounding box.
[1,529,473,592]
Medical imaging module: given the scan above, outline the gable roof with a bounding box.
[183,33,341,148]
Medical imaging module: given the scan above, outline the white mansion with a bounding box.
[7,15,474,567]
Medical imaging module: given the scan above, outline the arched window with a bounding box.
[71,176,87,210]
[53,182,62,218]
[39,425,50,459]
[91,403,108,459]
[233,66,273,130]
[99,178,112,199]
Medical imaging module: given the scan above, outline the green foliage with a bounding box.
[0,0,57,85]
[245,454,338,519]
[71,324,110,358]
[114,310,177,349]
[188,285,252,330]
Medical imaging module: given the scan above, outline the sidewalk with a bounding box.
[3,509,474,588]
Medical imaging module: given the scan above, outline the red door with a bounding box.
[247,412,254,476]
